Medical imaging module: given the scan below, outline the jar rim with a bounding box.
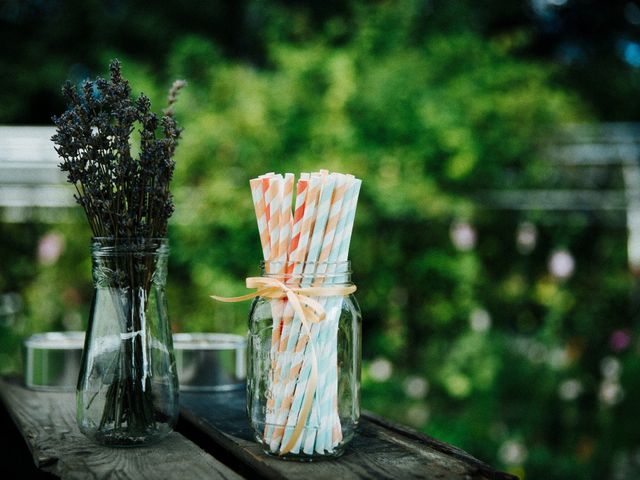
[91,237,170,255]
[260,261,352,284]
[92,236,169,242]
[260,260,351,271]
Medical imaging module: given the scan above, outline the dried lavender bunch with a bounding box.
[52,59,184,240]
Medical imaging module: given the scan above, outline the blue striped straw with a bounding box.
[316,178,361,451]
[280,172,337,453]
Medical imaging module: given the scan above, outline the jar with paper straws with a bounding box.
[212,170,362,459]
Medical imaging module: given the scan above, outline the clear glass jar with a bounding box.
[77,237,179,446]
[247,261,361,460]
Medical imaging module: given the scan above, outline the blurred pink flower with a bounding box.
[37,232,65,265]
[610,329,632,352]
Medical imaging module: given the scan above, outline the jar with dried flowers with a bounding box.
[52,60,185,446]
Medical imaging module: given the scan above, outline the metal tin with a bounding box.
[23,331,247,392]
[173,333,246,392]
[23,331,84,391]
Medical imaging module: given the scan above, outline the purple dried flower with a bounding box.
[52,59,185,240]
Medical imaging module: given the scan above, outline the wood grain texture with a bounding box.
[180,390,518,480]
[0,377,243,480]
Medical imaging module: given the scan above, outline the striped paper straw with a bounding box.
[318,178,362,450]
[295,173,348,452]
[267,175,282,265]
[267,173,321,450]
[276,176,309,353]
[249,178,271,261]
[271,173,294,365]
[263,175,305,442]
[259,173,283,443]
[279,172,337,453]
[307,174,355,452]
[278,173,294,267]
[286,175,309,276]
[270,172,325,451]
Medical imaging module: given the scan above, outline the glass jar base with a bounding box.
[253,429,351,461]
[80,425,173,447]
[260,447,347,462]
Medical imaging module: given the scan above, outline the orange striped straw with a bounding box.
[270,174,293,365]
[278,173,321,354]
[268,173,322,448]
[250,178,270,260]
[287,177,309,276]
[267,176,282,263]
[278,173,294,272]
[260,173,274,223]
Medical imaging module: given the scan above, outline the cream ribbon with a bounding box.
[211,276,356,454]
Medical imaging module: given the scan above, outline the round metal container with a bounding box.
[23,331,247,392]
[173,333,246,392]
[23,331,84,391]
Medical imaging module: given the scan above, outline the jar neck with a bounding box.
[91,237,169,257]
[260,261,352,285]
[91,237,169,288]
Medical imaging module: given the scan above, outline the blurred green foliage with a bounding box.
[1,1,639,478]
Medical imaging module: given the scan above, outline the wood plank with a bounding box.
[0,377,243,480]
[180,389,517,480]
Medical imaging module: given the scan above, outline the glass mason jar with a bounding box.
[247,261,361,460]
[77,237,179,446]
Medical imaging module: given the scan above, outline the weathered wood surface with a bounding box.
[180,390,518,480]
[0,377,243,480]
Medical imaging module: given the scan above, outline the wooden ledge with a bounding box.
[0,377,241,479]
[0,376,517,480]
[179,389,518,480]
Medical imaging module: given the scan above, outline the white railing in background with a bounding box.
[0,126,72,222]
[484,123,640,271]
[2,123,640,268]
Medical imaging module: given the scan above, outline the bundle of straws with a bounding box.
[249,169,362,455]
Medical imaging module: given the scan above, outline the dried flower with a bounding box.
[52,59,185,240]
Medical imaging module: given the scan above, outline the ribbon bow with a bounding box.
[211,276,356,454]
[211,276,356,325]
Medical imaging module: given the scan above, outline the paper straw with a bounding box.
[296,173,348,452]
[305,174,354,452]
[318,178,362,450]
[276,172,322,357]
[270,173,294,375]
[266,175,284,341]
[258,173,283,443]
[273,172,330,451]
[286,175,309,276]
[262,175,305,443]
[249,178,270,261]
[270,172,327,451]
[267,175,282,264]
[268,173,321,450]
[278,173,294,267]
[276,176,309,353]
[316,174,349,267]
[279,172,337,453]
